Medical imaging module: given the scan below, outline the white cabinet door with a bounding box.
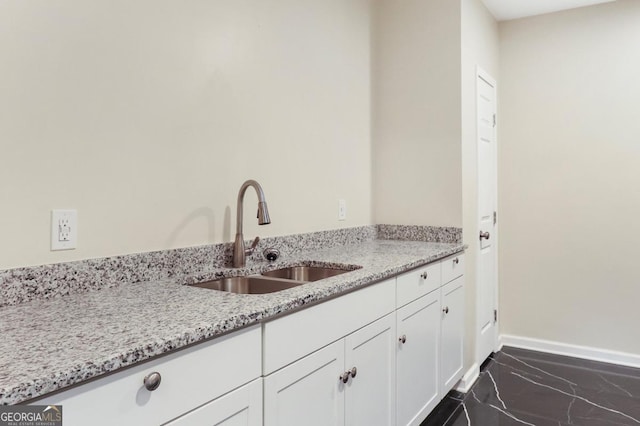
[264,340,345,426]
[396,291,441,426]
[344,313,396,426]
[164,379,262,426]
[440,276,465,395]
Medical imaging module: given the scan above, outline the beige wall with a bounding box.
[0,0,373,269]
[499,0,640,355]
[372,0,462,227]
[461,0,499,368]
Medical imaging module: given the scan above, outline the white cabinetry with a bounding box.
[263,278,396,426]
[37,326,262,426]
[440,278,464,395]
[264,312,396,426]
[396,262,441,308]
[396,291,441,426]
[264,340,345,426]
[344,313,396,426]
[165,378,262,426]
[395,253,465,426]
[263,279,395,375]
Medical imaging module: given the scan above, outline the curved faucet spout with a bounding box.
[233,180,271,268]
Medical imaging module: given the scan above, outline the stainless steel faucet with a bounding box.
[233,180,271,268]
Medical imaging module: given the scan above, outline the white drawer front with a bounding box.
[441,253,465,285]
[396,262,441,308]
[38,325,262,426]
[263,278,396,375]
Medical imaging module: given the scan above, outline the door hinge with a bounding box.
[493,211,497,225]
[494,309,498,323]
[493,114,496,128]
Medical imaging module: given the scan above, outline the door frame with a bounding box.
[475,66,499,365]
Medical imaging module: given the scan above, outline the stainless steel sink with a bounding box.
[261,266,352,282]
[189,276,304,294]
[189,265,360,295]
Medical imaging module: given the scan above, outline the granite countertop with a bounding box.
[0,239,464,405]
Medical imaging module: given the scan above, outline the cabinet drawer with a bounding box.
[441,253,464,285]
[38,325,262,426]
[396,262,441,308]
[263,278,396,375]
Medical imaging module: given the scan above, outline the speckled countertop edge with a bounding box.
[0,239,464,405]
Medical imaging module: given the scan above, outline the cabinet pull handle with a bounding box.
[453,258,459,265]
[420,272,428,280]
[350,367,357,379]
[399,335,407,344]
[339,371,350,384]
[143,372,162,391]
[443,306,449,314]
[479,231,490,240]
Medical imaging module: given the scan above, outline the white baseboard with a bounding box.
[454,363,479,393]
[500,334,640,369]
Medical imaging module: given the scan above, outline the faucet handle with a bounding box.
[250,236,260,249]
[245,236,260,256]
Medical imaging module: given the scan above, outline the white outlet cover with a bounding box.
[51,209,77,251]
[338,199,347,221]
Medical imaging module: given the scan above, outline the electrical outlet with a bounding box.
[59,218,71,241]
[51,210,77,251]
[338,199,347,221]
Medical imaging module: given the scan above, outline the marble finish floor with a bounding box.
[422,347,640,426]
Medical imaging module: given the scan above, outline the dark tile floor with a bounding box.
[421,346,640,426]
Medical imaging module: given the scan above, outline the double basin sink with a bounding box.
[189,265,359,295]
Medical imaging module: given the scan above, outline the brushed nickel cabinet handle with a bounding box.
[143,372,162,391]
[350,367,357,379]
[453,258,459,265]
[420,272,428,280]
[340,371,350,384]
[443,306,449,314]
[399,335,407,344]
[479,231,490,240]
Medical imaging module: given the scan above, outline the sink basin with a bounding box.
[261,266,352,282]
[189,265,360,295]
[189,276,304,294]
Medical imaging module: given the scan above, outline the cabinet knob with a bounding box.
[453,258,459,265]
[399,335,407,344]
[420,272,428,280]
[479,231,490,241]
[339,371,350,384]
[143,372,162,391]
[350,367,357,379]
[443,306,449,314]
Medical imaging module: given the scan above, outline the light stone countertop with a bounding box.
[0,239,464,405]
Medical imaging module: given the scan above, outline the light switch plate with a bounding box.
[51,209,77,251]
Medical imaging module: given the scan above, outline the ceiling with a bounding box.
[481,0,615,21]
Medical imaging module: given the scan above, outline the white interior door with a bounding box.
[476,68,498,364]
